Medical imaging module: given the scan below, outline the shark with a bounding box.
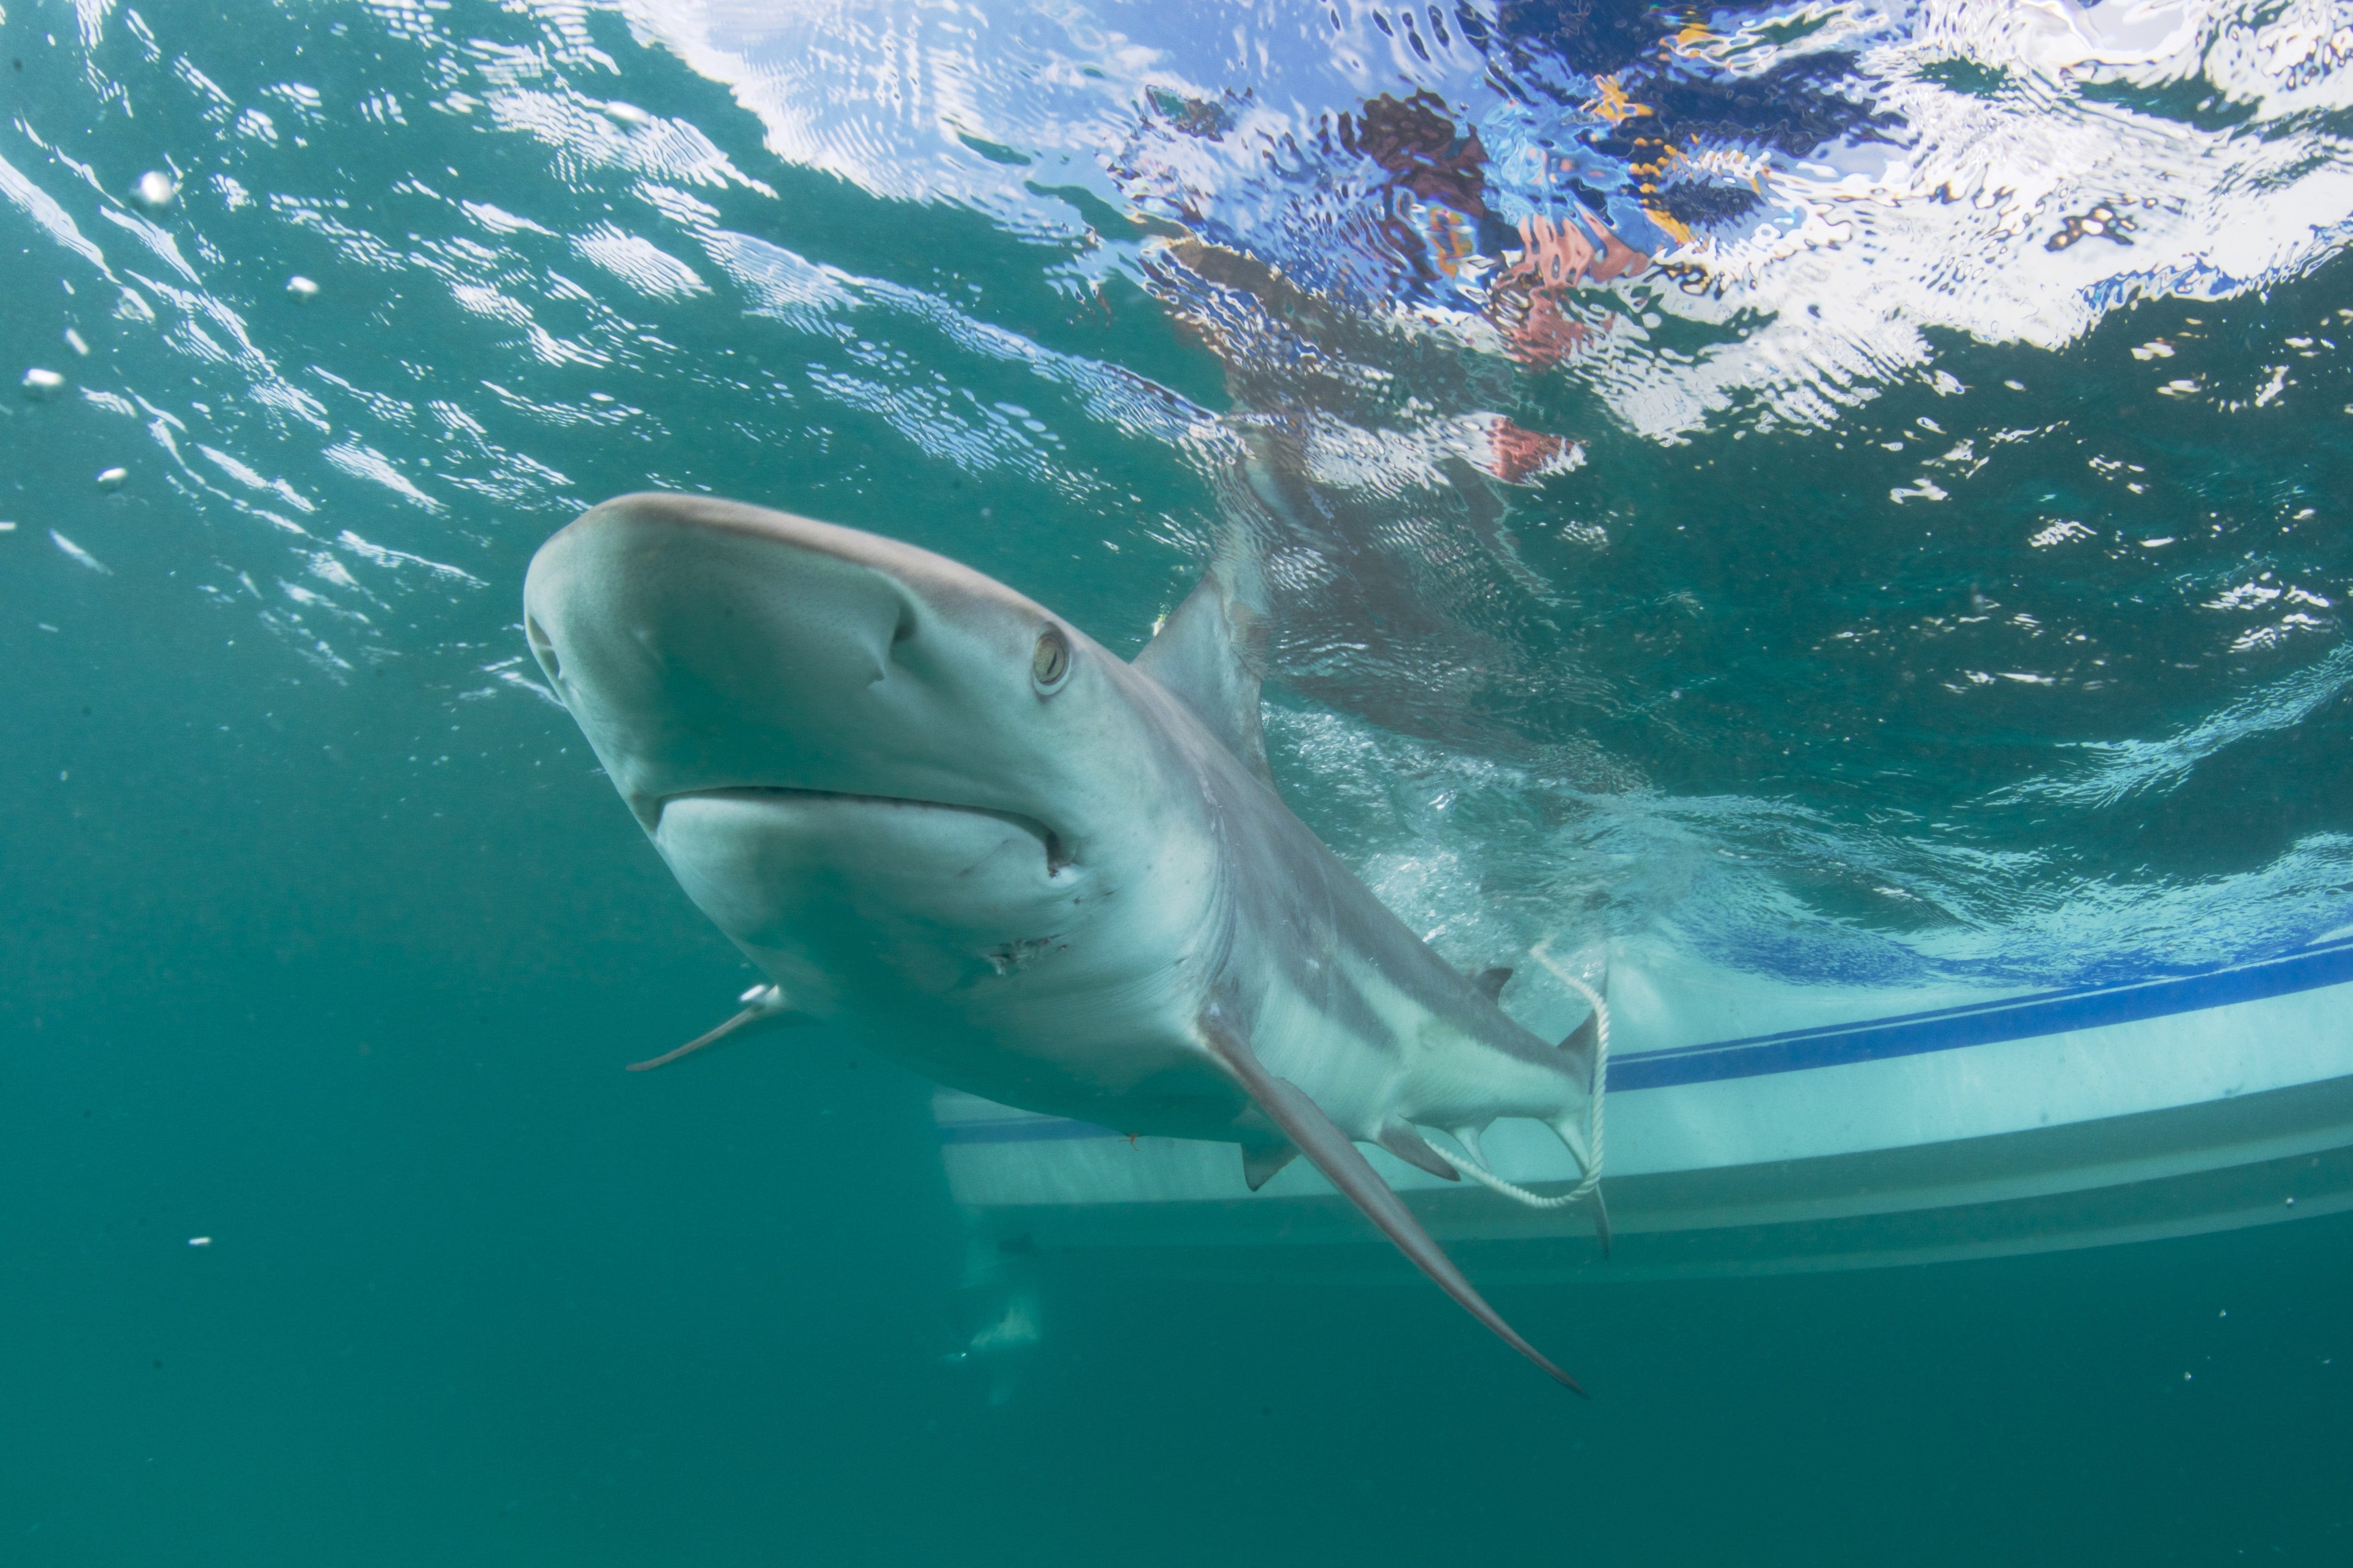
[522,492,1606,1391]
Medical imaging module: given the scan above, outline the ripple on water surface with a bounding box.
[5,0,2353,989]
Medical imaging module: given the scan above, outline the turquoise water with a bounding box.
[6,2,2352,1561]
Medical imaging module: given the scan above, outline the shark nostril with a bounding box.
[525,615,562,683]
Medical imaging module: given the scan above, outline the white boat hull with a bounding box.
[936,935,2353,1278]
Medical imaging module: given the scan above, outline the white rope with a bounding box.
[1429,941,1607,1210]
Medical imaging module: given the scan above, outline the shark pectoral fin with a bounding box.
[626,984,794,1072]
[1473,966,1513,1000]
[1377,1120,1461,1182]
[1199,1016,1585,1395]
[1240,1143,1299,1192]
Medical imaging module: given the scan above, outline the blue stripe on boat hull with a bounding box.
[1618,936,2353,1091]
[934,937,2353,1144]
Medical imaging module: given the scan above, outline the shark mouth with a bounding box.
[656,786,1071,876]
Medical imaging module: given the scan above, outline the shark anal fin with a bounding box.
[1241,1143,1299,1192]
[1378,1120,1461,1182]
[1474,966,1512,1001]
[1200,1015,1585,1395]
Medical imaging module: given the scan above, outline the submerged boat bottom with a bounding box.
[939,941,2353,1284]
[959,1076,2353,1284]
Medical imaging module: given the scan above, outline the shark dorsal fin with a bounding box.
[1474,966,1512,1000]
[1133,561,1274,787]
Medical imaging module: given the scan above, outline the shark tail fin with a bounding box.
[1549,1024,1610,1258]
[1552,955,1609,1093]
[1527,944,1611,1259]
[1201,1013,1585,1395]
[1559,1008,1600,1087]
[1473,1110,1603,1260]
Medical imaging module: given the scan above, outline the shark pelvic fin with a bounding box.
[1199,1013,1585,1394]
[626,984,793,1072]
[1473,966,1513,1001]
[1132,558,1272,787]
[1378,1120,1461,1181]
[1240,1143,1299,1192]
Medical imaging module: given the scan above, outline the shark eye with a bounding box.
[1031,627,1071,694]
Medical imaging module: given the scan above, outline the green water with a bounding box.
[5,2,2351,1561]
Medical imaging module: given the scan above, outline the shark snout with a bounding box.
[523,491,1102,849]
[525,493,925,819]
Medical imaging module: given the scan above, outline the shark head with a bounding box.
[522,493,1223,1077]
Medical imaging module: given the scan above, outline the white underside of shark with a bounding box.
[523,492,1603,1389]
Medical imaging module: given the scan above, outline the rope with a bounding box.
[1428,941,1607,1210]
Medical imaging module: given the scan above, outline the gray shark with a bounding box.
[523,492,1603,1390]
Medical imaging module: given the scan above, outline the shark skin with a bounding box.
[523,492,1600,1390]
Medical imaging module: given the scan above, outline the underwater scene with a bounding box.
[6,0,2353,1561]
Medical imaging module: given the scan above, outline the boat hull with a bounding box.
[935,936,2353,1278]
